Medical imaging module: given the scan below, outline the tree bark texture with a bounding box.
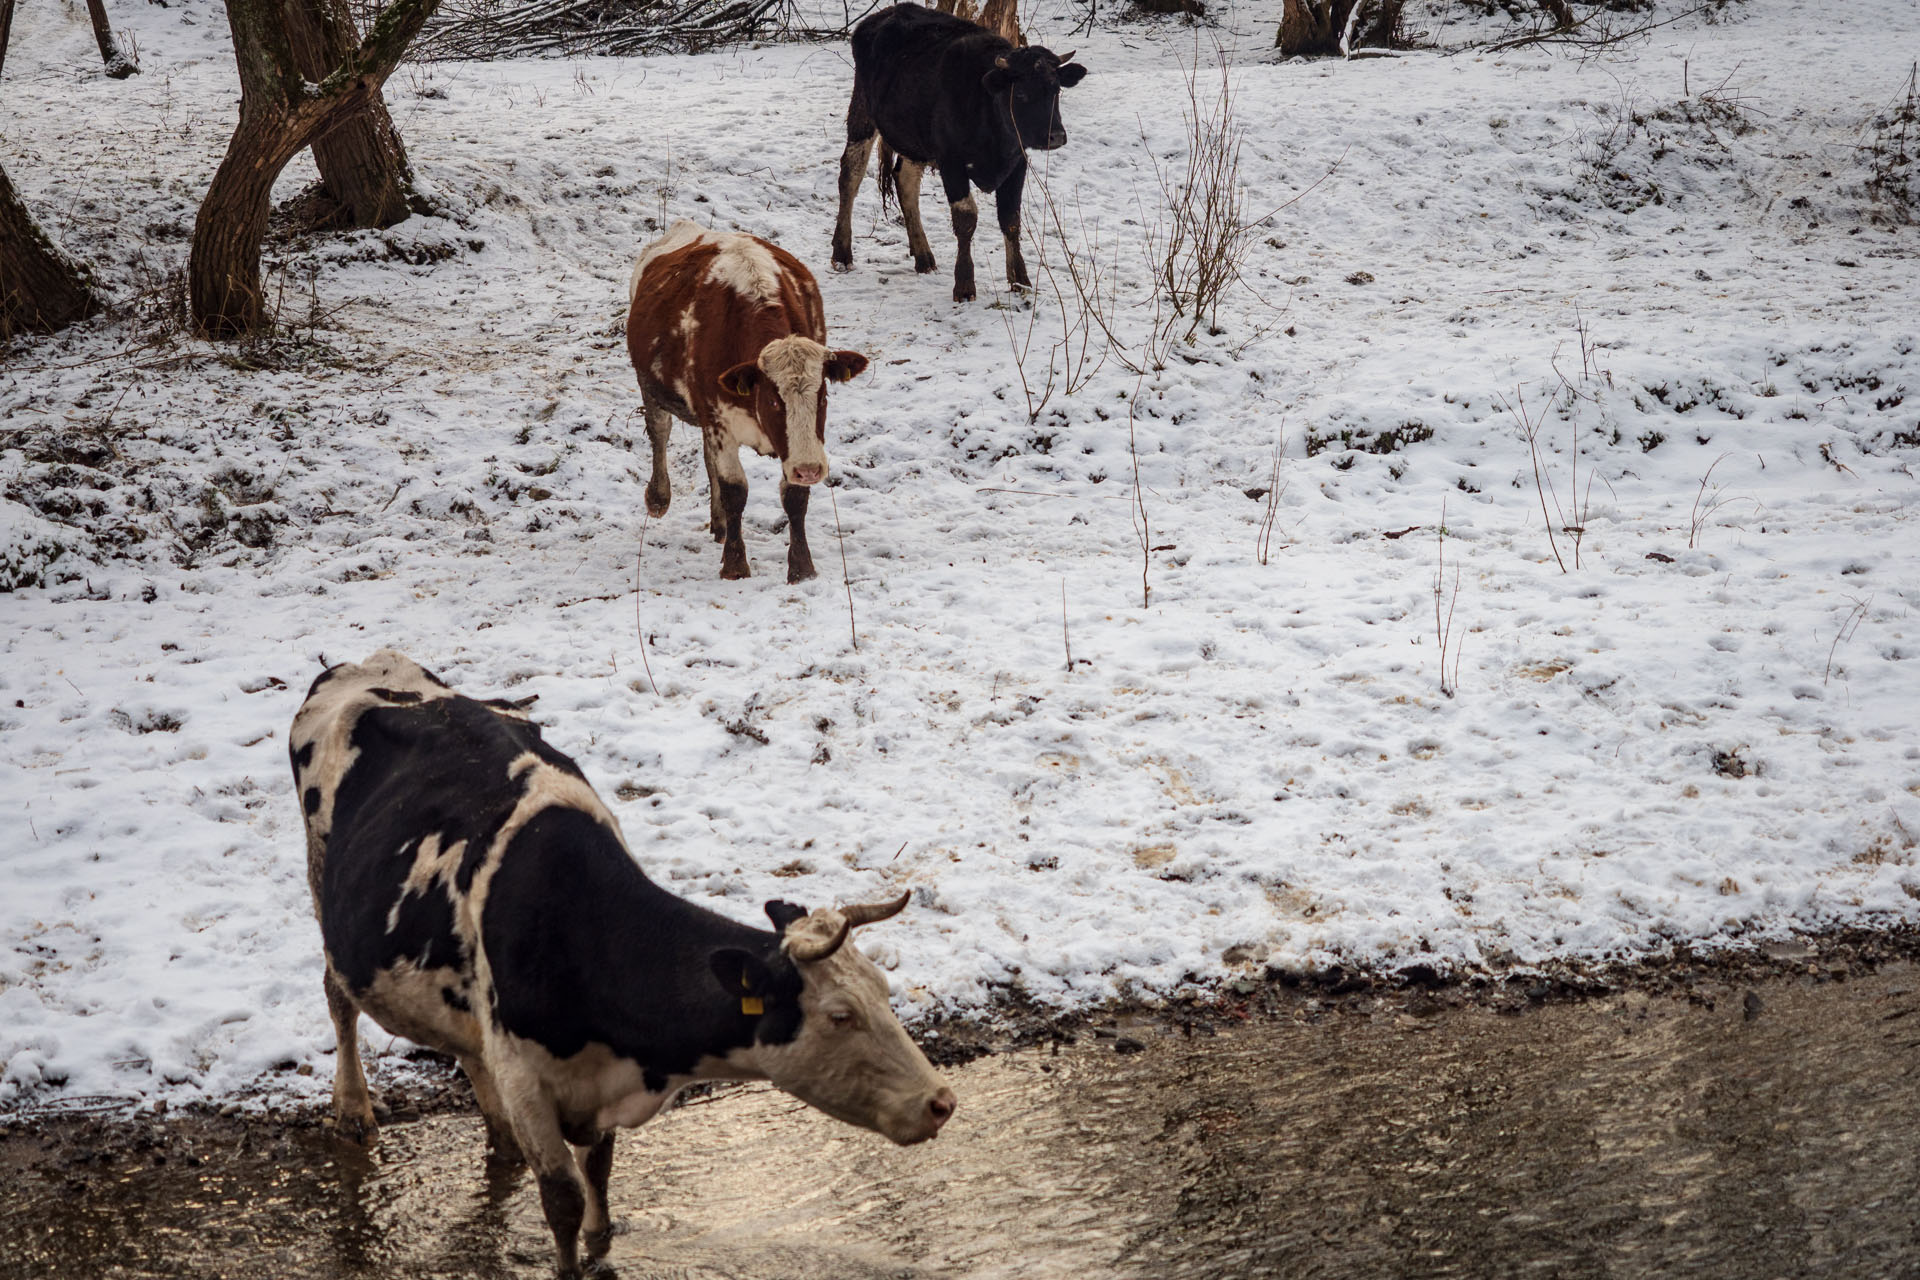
[1276,0,1396,55]
[977,0,1021,47]
[0,162,103,341]
[84,0,141,76]
[189,0,440,336]
[283,0,420,228]
[1,0,17,83]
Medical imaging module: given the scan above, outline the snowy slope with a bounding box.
[2,0,1918,1110]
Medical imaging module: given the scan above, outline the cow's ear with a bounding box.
[824,351,869,383]
[711,947,775,997]
[1057,62,1088,88]
[764,899,810,932]
[717,362,760,399]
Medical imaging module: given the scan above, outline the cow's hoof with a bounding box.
[952,284,976,303]
[788,563,818,585]
[913,254,937,274]
[721,557,751,581]
[831,256,853,273]
[644,488,670,518]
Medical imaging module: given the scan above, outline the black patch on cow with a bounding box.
[303,787,321,816]
[642,1067,669,1093]
[484,805,796,1073]
[370,687,423,704]
[442,985,471,1013]
[313,694,573,993]
[306,666,339,697]
[292,741,315,772]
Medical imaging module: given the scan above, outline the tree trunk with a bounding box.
[0,161,103,341]
[189,0,441,336]
[1277,0,1347,55]
[977,0,1021,47]
[284,0,420,228]
[83,0,141,76]
[1,0,17,82]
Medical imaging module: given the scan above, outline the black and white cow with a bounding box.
[830,3,1089,303]
[290,650,955,1278]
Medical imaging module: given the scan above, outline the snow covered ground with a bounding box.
[3,0,1917,1112]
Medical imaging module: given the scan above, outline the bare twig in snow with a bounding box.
[1434,500,1463,699]
[829,486,857,651]
[1824,596,1871,686]
[632,513,659,696]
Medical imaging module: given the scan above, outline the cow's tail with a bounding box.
[876,140,901,216]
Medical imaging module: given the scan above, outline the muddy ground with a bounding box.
[4,936,1919,1279]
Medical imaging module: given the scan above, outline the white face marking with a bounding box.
[756,335,830,482]
[742,929,952,1146]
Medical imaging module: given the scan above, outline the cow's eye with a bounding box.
[828,1009,857,1030]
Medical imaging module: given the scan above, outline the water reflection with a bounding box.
[3,964,1916,1279]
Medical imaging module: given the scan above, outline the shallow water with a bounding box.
[5,965,1919,1279]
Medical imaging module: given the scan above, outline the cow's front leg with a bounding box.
[706,438,751,579]
[494,1061,590,1277]
[782,479,817,583]
[997,165,1031,292]
[641,394,673,518]
[576,1132,617,1261]
[701,437,725,542]
[895,159,937,274]
[323,967,378,1144]
[941,164,978,303]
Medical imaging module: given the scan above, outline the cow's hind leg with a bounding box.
[831,85,876,271]
[705,436,752,579]
[940,163,979,303]
[324,967,378,1143]
[997,163,1031,292]
[894,159,937,274]
[576,1132,618,1261]
[460,1055,524,1165]
[641,393,673,518]
[782,479,817,584]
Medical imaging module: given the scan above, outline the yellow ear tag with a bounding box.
[741,996,764,1015]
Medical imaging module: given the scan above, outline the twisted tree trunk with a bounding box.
[189,0,440,336]
[284,0,421,228]
[1,162,103,341]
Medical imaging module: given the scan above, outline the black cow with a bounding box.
[830,4,1089,303]
[291,650,955,1278]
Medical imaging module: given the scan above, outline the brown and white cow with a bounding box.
[626,222,869,583]
[291,650,954,1278]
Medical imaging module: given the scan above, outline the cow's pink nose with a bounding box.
[929,1089,957,1131]
[789,464,824,486]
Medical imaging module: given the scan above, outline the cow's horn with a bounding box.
[1056,49,1076,64]
[785,911,852,962]
[840,889,913,929]
[994,54,1010,69]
